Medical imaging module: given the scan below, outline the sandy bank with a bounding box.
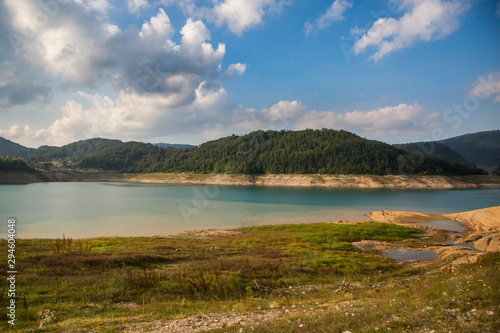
[368,206,500,255]
[124,173,500,189]
[2,171,500,188]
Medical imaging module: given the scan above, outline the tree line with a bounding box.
[78,129,485,175]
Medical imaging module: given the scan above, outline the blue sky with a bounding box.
[0,0,499,148]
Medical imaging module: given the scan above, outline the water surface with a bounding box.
[0,183,499,238]
[425,220,468,232]
[384,249,439,262]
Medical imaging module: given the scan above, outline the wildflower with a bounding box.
[37,309,56,329]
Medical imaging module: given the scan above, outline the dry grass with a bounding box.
[0,223,497,332]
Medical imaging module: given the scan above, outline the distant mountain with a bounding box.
[154,143,195,149]
[394,142,474,167]
[438,130,500,171]
[0,137,35,157]
[79,129,483,175]
[26,138,122,164]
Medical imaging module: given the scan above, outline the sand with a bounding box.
[3,171,500,189]
[368,206,500,256]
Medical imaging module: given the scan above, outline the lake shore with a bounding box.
[367,205,500,265]
[2,205,498,331]
[2,170,500,189]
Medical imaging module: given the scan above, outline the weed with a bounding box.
[50,234,72,254]
[77,240,92,254]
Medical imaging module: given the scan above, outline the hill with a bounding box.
[26,138,123,164]
[0,137,35,157]
[438,130,500,171]
[79,129,483,175]
[154,143,195,149]
[0,156,35,172]
[394,142,474,167]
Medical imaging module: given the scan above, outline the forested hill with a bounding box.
[394,142,474,167]
[438,130,500,170]
[26,138,122,164]
[79,129,483,175]
[0,137,35,157]
[0,157,35,172]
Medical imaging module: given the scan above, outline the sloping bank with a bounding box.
[125,173,500,189]
[368,206,500,254]
[1,171,500,188]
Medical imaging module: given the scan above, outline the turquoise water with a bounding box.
[0,182,499,238]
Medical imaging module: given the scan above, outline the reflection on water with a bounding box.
[425,220,467,232]
[384,249,439,262]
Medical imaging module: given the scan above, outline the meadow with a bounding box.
[0,222,498,332]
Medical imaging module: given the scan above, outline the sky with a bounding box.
[0,0,499,148]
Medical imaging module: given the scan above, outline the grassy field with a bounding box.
[0,222,498,332]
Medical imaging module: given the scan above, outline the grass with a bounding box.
[0,222,498,332]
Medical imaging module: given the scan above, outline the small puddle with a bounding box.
[384,249,439,262]
[424,220,482,251]
[425,220,467,232]
[445,241,483,252]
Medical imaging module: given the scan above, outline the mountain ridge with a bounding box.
[0,129,496,175]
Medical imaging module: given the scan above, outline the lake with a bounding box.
[0,182,499,239]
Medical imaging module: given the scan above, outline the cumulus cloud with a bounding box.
[0,125,32,140]
[74,0,111,14]
[469,72,500,103]
[128,0,149,14]
[261,100,307,123]
[1,1,225,94]
[191,100,442,142]
[172,0,290,35]
[295,103,442,137]
[305,0,353,36]
[354,0,471,61]
[225,63,247,77]
[0,1,230,144]
[0,62,52,109]
[28,81,235,146]
[139,8,174,39]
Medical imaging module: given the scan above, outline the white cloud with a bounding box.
[128,0,149,14]
[1,2,225,101]
[213,0,270,35]
[75,0,111,14]
[262,100,307,123]
[469,72,500,103]
[139,8,174,39]
[295,103,442,137]
[305,0,353,36]
[192,101,443,142]
[29,81,234,146]
[0,1,230,145]
[225,63,247,77]
[354,0,471,61]
[0,125,32,140]
[173,0,289,35]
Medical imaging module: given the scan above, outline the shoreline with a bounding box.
[367,205,500,260]
[1,171,500,189]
